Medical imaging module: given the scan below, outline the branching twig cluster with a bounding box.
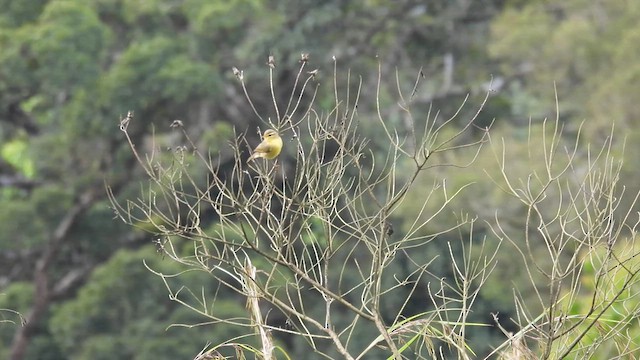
[109,56,640,359]
[486,112,640,359]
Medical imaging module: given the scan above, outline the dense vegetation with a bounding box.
[1,1,639,359]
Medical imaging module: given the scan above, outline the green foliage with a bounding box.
[0,0,47,28]
[185,0,263,36]
[26,2,109,92]
[48,245,247,359]
[101,35,218,119]
[489,1,640,136]
[0,197,46,249]
[1,136,34,178]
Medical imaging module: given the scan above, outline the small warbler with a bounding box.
[247,129,283,162]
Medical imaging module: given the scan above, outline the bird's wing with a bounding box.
[255,142,272,153]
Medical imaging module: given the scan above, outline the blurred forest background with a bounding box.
[1,0,640,359]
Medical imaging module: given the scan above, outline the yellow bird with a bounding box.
[247,129,283,162]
